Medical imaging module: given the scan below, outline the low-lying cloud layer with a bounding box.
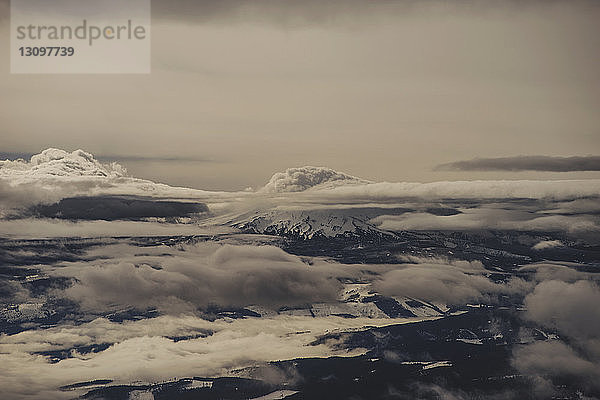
[2,241,470,399]
[58,244,343,312]
[373,260,529,305]
[1,232,599,398]
[0,314,379,400]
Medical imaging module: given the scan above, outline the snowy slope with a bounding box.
[233,208,399,239]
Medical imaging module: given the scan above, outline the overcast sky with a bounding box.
[1,0,599,190]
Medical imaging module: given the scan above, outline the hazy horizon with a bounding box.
[1,0,599,190]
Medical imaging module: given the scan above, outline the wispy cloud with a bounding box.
[436,156,600,172]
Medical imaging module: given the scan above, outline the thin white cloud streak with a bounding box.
[532,240,564,250]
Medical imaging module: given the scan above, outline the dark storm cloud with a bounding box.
[436,156,600,172]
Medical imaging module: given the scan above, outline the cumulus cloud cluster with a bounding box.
[0,148,127,179]
[260,166,369,193]
[371,258,600,396]
[513,341,600,393]
[0,148,238,217]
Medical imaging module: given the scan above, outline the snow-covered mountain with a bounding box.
[233,208,399,239]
